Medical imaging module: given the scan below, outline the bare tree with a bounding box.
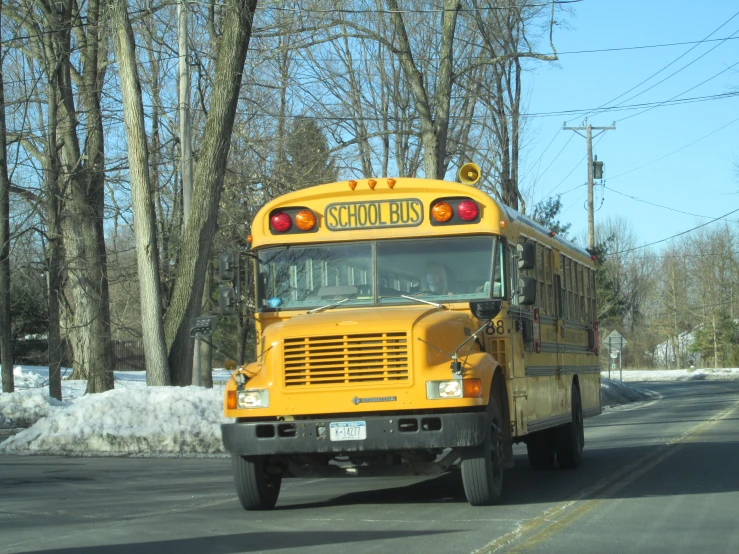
[163,0,259,385]
[1,0,15,393]
[109,0,171,386]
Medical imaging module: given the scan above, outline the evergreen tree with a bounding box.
[284,116,337,189]
[531,196,572,238]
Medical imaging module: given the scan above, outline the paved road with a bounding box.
[1,380,738,554]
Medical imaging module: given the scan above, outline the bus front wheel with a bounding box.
[555,386,584,469]
[461,398,504,506]
[232,455,282,510]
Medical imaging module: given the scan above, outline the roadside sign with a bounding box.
[610,352,618,359]
[604,330,627,353]
[611,363,616,370]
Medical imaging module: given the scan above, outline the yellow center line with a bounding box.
[475,398,739,553]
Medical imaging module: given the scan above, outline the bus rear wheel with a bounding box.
[461,398,504,506]
[232,455,282,510]
[526,429,556,470]
[555,386,584,469]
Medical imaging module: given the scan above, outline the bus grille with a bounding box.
[283,332,409,387]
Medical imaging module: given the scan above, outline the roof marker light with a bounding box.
[457,200,479,221]
[295,210,316,231]
[431,201,453,222]
[387,178,396,189]
[348,180,357,190]
[368,179,377,190]
[270,212,292,232]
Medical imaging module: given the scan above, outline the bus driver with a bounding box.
[421,262,454,296]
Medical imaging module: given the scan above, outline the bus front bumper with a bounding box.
[222,412,488,456]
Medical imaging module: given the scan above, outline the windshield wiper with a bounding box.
[307,298,351,314]
[400,295,443,308]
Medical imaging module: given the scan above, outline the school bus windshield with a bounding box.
[257,235,499,311]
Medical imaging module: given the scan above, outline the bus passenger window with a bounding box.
[491,241,504,298]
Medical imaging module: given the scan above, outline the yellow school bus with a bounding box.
[221,164,601,509]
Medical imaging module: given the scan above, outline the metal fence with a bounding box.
[112,341,145,371]
[12,339,146,372]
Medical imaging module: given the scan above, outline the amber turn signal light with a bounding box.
[295,209,316,231]
[226,390,238,410]
[463,378,482,398]
[431,201,453,222]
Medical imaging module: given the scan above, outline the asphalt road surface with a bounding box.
[2,380,738,554]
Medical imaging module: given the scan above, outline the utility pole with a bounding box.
[563,119,615,251]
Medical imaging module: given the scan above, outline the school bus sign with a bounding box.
[325,199,423,230]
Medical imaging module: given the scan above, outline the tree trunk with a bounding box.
[54,0,113,393]
[0,16,14,393]
[45,79,63,401]
[110,0,171,386]
[386,0,460,180]
[164,0,259,386]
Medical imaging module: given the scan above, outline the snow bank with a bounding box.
[619,368,739,382]
[1,387,230,457]
[600,378,655,408]
[1,367,659,458]
[0,389,68,429]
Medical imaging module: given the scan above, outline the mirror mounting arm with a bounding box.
[450,320,493,376]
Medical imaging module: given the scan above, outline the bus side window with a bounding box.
[555,274,563,318]
[559,254,568,319]
[545,247,553,316]
[536,244,545,314]
[507,244,519,305]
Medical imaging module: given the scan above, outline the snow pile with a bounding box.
[13,365,49,388]
[0,389,68,429]
[619,368,739,382]
[600,378,655,408]
[1,387,230,457]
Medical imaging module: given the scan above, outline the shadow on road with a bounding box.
[25,530,457,554]
[275,439,739,510]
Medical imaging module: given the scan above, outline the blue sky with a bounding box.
[523,0,739,247]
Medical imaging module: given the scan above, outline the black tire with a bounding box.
[526,429,556,470]
[461,398,504,506]
[555,385,585,469]
[232,455,282,510]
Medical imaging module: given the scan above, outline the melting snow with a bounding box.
[2,365,737,457]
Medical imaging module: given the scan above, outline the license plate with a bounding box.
[329,421,367,441]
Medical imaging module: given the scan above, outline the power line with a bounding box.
[565,8,739,125]
[616,59,739,123]
[603,186,739,222]
[611,206,739,256]
[608,114,739,182]
[262,0,583,14]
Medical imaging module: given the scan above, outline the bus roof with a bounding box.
[250,177,594,264]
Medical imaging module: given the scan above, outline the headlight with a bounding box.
[426,380,462,399]
[426,379,482,399]
[237,389,270,408]
[438,380,463,398]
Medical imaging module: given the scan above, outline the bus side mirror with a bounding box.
[219,252,235,281]
[219,286,237,315]
[517,242,535,270]
[469,300,502,321]
[518,276,537,306]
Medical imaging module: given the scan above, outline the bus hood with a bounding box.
[273,304,474,371]
[278,305,442,336]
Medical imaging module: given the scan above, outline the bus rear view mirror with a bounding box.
[517,242,535,270]
[219,252,235,281]
[518,276,536,305]
[470,300,502,321]
[219,286,237,315]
